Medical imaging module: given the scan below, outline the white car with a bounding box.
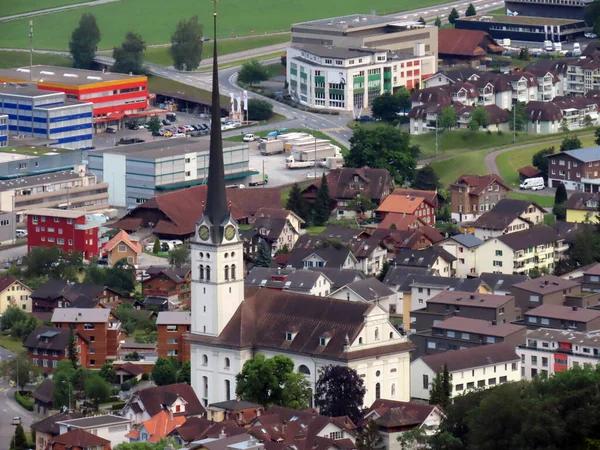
[221,124,235,131]
[185,125,194,132]
[232,121,242,127]
[243,134,256,142]
[306,172,321,179]
[585,32,598,39]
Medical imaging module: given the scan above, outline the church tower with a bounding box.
[190,11,244,338]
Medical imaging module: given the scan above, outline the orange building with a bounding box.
[156,311,191,362]
[143,266,191,308]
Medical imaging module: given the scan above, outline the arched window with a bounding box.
[206,266,211,281]
[224,357,231,369]
[225,380,231,401]
[391,383,396,397]
[389,331,394,339]
[359,337,363,344]
[298,365,311,376]
[231,264,236,280]
[375,382,381,400]
[224,265,229,281]
[202,354,208,366]
[375,328,379,341]
[199,265,204,280]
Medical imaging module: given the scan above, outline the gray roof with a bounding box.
[496,226,560,250]
[308,267,365,289]
[394,247,457,267]
[553,146,600,163]
[396,274,485,292]
[209,400,262,411]
[287,246,355,269]
[292,44,375,59]
[472,199,541,230]
[284,270,329,291]
[0,84,63,97]
[419,342,519,372]
[157,311,191,325]
[427,290,514,308]
[449,234,484,248]
[341,277,394,301]
[0,65,145,85]
[525,328,600,347]
[0,170,82,193]
[245,267,331,291]
[51,308,111,323]
[479,272,529,291]
[56,415,131,429]
[383,266,434,287]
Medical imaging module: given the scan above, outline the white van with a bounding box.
[15,229,27,238]
[520,177,545,190]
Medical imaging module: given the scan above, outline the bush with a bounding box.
[15,391,34,411]
[108,396,120,402]
[111,388,120,395]
[141,373,149,381]
[120,377,139,392]
[248,99,274,121]
[111,402,126,411]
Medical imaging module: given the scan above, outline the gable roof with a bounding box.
[287,246,356,269]
[118,362,145,376]
[132,382,205,417]
[438,29,504,57]
[51,428,110,448]
[33,379,54,404]
[30,280,112,306]
[452,174,510,194]
[549,146,600,163]
[32,412,85,435]
[146,265,191,283]
[390,188,439,209]
[525,304,600,322]
[364,399,437,429]
[427,290,514,308]
[139,410,186,442]
[496,226,560,250]
[382,266,435,286]
[303,167,392,202]
[448,233,484,248]
[51,308,111,323]
[473,199,540,230]
[433,316,525,337]
[378,213,424,231]
[511,275,580,294]
[253,207,303,224]
[566,192,599,211]
[23,325,75,351]
[157,311,192,325]
[479,272,529,291]
[393,247,456,267]
[338,277,395,301]
[377,195,430,215]
[0,275,23,293]
[518,165,543,178]
[103,230,142,255]
[419,342,519,372]
[308,267,365,289]
[392,274,485,293]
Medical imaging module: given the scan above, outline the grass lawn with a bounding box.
[0,146,69,156]
[0,0,457,51]
[226,128,349,154]
[508,191,555,208]
[0,0,88,17]
[143,34,289,66]
[0,335,25,354]
[430,147,491,187]
[306,225,326,234]
[0,50,73,69]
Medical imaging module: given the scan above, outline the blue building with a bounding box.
[0,114,7,148]
[0,85,93,150]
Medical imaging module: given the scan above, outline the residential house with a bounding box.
[56,415,133,449]
[378,213,426,231]
[101,230,142,266]
[24,326,88,374]
[479,272,529,295]
[471,199,545,241]
[370,228,434,254]
[48,429,111,450]
[169,417,246,445]
[350,235,388,275]
[0,275,31,315]
[410,343,520,401]
[286,246,359,270]
[422,67,481,89]
[126,411,186,443]
[411,290,520,333]
[245,267,333,297]
[121,382,206,424]
[206,400,264,426]
[142,265,191,308]
[525,97,600,135]
[566,192,599,222]
[362,400,442,450]
[301,167,394,218]
[51,308,123,368]
[393,247,456,277]
[115,362,144,384]
[241,208,303,256]
[436,234,484,278]
[523,304,600,332]
[519,328,600,380]
[157,311,191,362]
[582,263,600,292]
[409,102,510,134]
[450,174,510,222]
[411,316,527,357]
[390,189,440,210]
[546,146,600,192]
[454,104,511,132]
[437,29,505,66]
[329,277,397,313]
[32,379,54,415]
[474,226,567,276]
[31,412,84,450]
[376,195,436,226]
[309,267,365,290]
[509,275,581,311]
[503,71,539,103]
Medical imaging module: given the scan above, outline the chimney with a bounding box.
[544,280,549,285]
[469,294,475,300]
[573,306,578,311]
[169,408,174,421]
[491,320,497,325]
[219,429,227,439]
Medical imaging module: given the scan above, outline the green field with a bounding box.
[0,50,73,69]
[430,147,491,187]
[0,0,453,50]
[507,191,555,208]
[0,0,87,17]
[142,34,289,66]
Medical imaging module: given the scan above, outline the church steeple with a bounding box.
[203,10,229,240]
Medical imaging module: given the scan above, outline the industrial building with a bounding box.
[87,138,253,209]
[0,65,149,128]
[0,114,7,148]
[286,14,438,112]
[0,85,93,149]
[504,0,593,21]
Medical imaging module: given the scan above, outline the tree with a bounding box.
[99,361,116,383]
[429,364,452,409]
[236,354,311,409]
[12,423,27,450]
[357,420,382,450]
[552,203,566,221]
[247,98,273,121]
[147,116,161,134]
[418,17,426,25]
[412,165,441,191]
[112,31,146,75]
[560,119,570,133]
[253,238,273,268]
[371,92,400,122]
[347,194,375,216]
[434,16,442,27]
[286,182,308,222]
[509,101,527,132]
[125,351,141,361]
[170,16,203,71]
[0,305,28,333]
[53,360,76,409]
[555,182,568,205]
[314,365,366,423]
[69,13,101,69]
[395,87,412,114]
[561,135,582,152]
[67,328,78,368]
[3,356,36,391]
[85,374,111,409]
[9,314,39,341]
[168,245,190,268]
[152,357,179,386]
[467,119,479,132]
[438,106,457,130]
[378,260,391,282]
[177,361,191,384]
[152,238,160,254]
[448,8,460,25]
[519,47,531,60]
[238,60,269,86]
[466,3,477,15]
[21,246,81,282]
[532,146,555,178]
[471,106,489,129]
[529,266,549,279]
[73,366,91,392]
[346,127,420,184]
[595,127,600,145]
[313,173,331,226]
[115,302,157,335]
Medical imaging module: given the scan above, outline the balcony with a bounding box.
[581,177,600,185]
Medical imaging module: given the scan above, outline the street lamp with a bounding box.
[62,380,71,411]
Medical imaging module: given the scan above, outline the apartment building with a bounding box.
[51,308,123,368]
[24,326,89,374]
[410,343,520,401]
[286,15,437,112]
[393,247,456,277]
[519,328,600,380]
[547,146,600,192]
[526,97,600,134]
[475,226,567,275]
[157,312,191,363]
[471,199,545,241]
[450,174,510,222]
[142,266,191,308]
[436,234,484,278]
[509,275,581,311]
[581,263,600,292]
[523,304,600,332]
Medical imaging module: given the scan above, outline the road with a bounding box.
[0,0,121,22]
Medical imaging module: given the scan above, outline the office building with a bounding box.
[503,0,593,21]
[0,114,7,148]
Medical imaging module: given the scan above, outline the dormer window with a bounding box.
[286,332,296,341]
[319,336,330,346]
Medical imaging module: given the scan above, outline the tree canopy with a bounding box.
[465,3,477,16]
[371,92,400,122]
[170,16,204,71]
[532,146,554,178]
[448,8,460,24]
[438,106,457,130]
[561,135,582,152]
[248,99,274,121]
[238,60,269,86]
[314,365,366,423]
[168,245,190,268]
[313,173,331,226]
[69,13,101,69]
[286,182,309,222]
[152,357,180,386]
[412,165,441,191]
[85,374,111,409]
[253,238,273,268]
[113,31,146,75]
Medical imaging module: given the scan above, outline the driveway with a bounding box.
[138,252,168,269]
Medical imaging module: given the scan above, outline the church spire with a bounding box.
[203,7,229,235]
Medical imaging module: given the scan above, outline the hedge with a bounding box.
[15,391,34,411]
[111,402,126,411]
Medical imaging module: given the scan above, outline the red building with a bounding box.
[26,208,100,259]
[156,312,191,363]
[376,195,436,226]
[142,266,191,308]
[23,326,89,374]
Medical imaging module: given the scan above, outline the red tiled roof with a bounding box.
[377,196,431,214]
[142,410,186,442]
[438,29,504,57]
[102,230,142,255]
[518,165,543,178]
[391,188,439,209]
[452,174,510,195]
[378,214,424,231]
[51,428,110,448]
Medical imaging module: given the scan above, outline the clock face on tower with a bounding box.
[224,224,236,241]
[199,225,210,241]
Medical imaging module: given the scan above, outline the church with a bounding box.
[186,12,414,408]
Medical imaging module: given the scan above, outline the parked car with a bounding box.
[243,134,256,142]
[15,229,27,238]
[105,127,117,133]
[358,115,373,122]
[162,119,171,126]
[11,417,21,426]
[163,130,173,137]
[585,32,598,39]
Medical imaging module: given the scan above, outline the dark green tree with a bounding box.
[595,127,600,145]
[85,374,111,409]
[314,365,366,423]
[73,366,91,392]
[253,238,273,268]
[509,101,527,132]
[286,182,309,222]
[313,173,331,226]
[69,13,101,69]
[67,328,78,368]
[434,16,442,27]
[346,127,420,184]
[471,106,489,128]
[466,3,477,16]
[103,259,136,294]
[147,116,161,134]
[438,106,457,130]
[112,31,146,75]
[152,238,160,254]
[371,92,400,122]
[3,356,36,391]
[247,99,273,121]
[519,47,531,60]
[52,360,76,409]
[168,245,190,268]
[125,352,141,361]
[584,115,594,128]
[377,260,391,282]
[10,314,39,341]
[152,357,179,386]
[569,226,600,267]
[0,305,28,333]
[429,364,452,409]
[170,16,203,71]
[395,86,412,114]
[12,423,27,450]
[177,361,191,384]
[347,194,375,216]
[560,119,570,133]
[418,17,426,25]
[560,135,582,151]
[238,60,269,86]
[99,361,117,383]
[555,182,568,205]
[532,146,555,178]
[281,54,287,68]
[412,165,441,191]
[357,420,382,450]
[448,8,460,25]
